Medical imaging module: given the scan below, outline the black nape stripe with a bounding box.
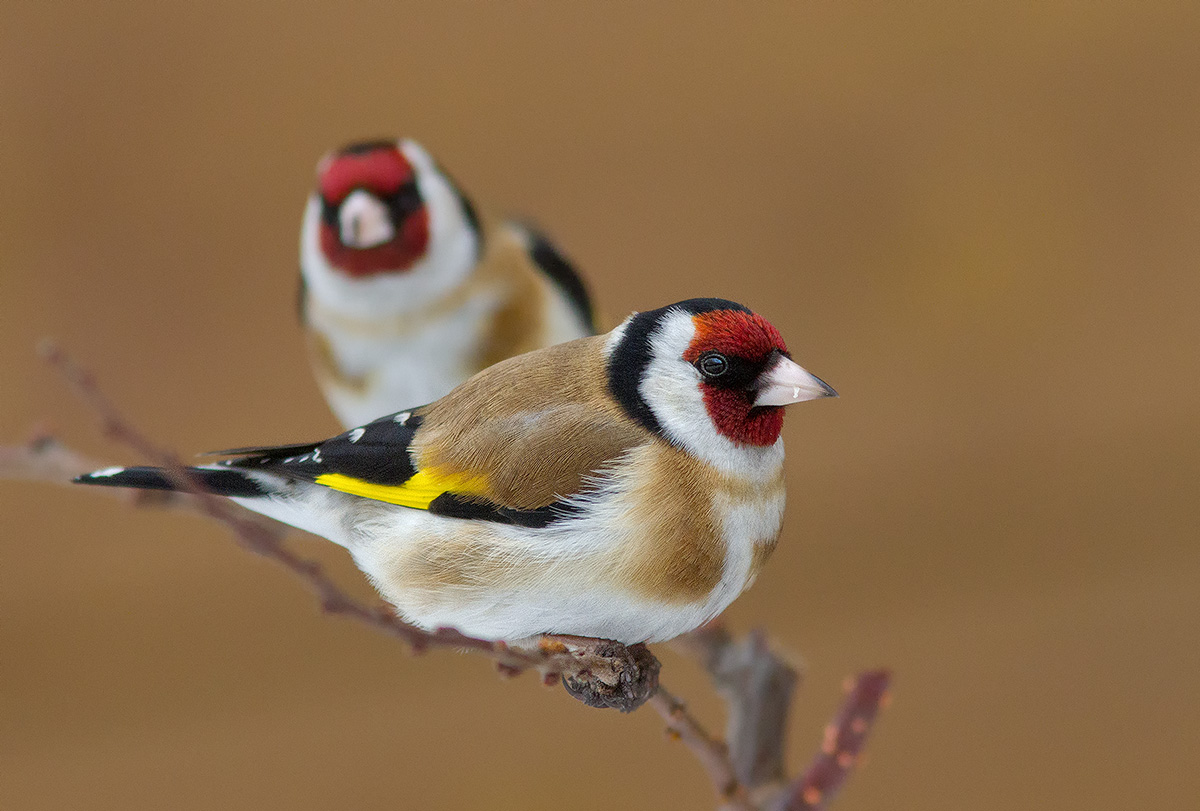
[429,493,580,528]
[524,225,596,333]
[606,298,753,438]
[607,309,664,436]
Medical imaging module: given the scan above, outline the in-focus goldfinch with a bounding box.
[301,137,595,428]
[78,299,835,644]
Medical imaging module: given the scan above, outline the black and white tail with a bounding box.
[71,420,414,548]
[74,459,351,546]
[74,465,269,497]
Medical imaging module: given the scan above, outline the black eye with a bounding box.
[697,352,729,378]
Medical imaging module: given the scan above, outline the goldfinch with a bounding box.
[301,137,595,428]
[77,299,835,644]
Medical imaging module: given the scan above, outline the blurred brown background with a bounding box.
[2,3,1198,809]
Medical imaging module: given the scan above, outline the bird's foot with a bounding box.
[542,636,661,712]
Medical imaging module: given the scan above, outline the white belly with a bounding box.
[344,480,785,644]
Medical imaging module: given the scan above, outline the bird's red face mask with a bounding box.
[316,143,431,277]
[685,310,834,446]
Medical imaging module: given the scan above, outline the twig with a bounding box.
[0,428,104,485]
[647,686,751,811]
[776,670,892,811]
[0,426,279,518]
[675,624,801,792]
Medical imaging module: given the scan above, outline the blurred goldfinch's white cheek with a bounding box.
[338,189,395,248]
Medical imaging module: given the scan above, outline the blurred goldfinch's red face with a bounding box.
[316,142,430,277]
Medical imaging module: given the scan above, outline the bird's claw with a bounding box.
[558,639,661,712]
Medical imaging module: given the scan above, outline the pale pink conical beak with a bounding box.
[753,355,838,406]
[338,189,395,249]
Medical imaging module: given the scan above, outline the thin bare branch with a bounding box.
[777,670,892,811]
[0,428,280,519]
[646,685,751,811]
[675,624,801,792]
[0,429,102,485]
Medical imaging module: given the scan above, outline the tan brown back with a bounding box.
[412,336,649,508]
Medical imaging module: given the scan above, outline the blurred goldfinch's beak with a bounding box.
[753,355,838,406]
[339,189,395,249]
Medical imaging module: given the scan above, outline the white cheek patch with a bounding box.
[338,190,395,249]
[641,312,709,439]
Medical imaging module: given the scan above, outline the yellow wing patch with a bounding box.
[315,468,490,509]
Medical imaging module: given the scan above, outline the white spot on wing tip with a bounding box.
[90,467,126,478]
[394,412,410,425]
[347,427,365,443]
